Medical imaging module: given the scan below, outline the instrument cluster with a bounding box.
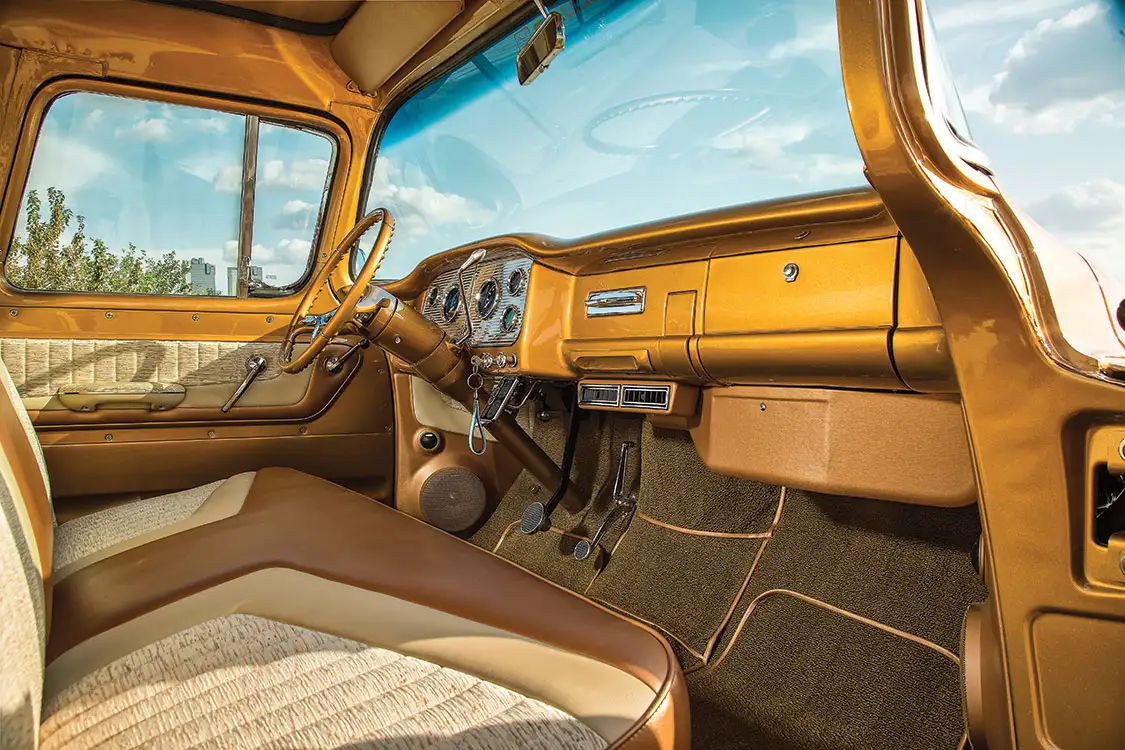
[419,249,534,348]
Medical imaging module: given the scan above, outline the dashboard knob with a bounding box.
[479,353,495,369]
[495,352,508,368]
[508,354,518,368]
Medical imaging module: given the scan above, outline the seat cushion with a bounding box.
[53,473,257,581]
[41,614,605,750]
[48,469,689,749]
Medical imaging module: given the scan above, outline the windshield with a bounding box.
[360,0,865,280]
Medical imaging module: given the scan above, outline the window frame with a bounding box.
[0,78,345,301]
[351,0,545,283]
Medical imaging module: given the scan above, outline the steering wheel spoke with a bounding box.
[279,209,395,374]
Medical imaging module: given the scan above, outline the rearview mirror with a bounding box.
[517,11,565,86]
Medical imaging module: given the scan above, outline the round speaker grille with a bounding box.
[420,467,486,533]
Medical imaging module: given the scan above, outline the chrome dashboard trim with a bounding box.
[585,287,646,317]
[421,249,533,347]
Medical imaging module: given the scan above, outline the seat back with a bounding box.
[0,360,53,749]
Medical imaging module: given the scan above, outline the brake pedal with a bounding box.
[574,441,636,561]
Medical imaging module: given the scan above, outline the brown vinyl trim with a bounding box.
[634,511,772,540]
[707,588,960,671]
[47,467,678,696]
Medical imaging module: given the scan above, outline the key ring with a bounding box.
[468,364,487,455]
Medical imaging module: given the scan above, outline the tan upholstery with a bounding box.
[0,339,288,398]
[0,352,690,749]
[42,614,605,750]
[53,473,255,581]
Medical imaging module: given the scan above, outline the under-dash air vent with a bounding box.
[578,383,621,407]
[621,385,671,411]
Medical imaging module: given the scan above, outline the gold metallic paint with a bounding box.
[838,0,1125,746]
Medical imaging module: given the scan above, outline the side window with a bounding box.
[5,91,334,297]
[927,0,1125,289]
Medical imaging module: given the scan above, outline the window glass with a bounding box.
[360,0,866,280]
[928,0,1125,286]
[6,92,333,296]
[247,122,333,291]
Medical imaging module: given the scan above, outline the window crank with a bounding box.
[221,355,267,412]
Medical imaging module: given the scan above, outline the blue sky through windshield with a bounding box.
[366,0,867,280]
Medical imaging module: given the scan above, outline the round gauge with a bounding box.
[507,268,526,296]
[426,286,441,309]
[442,286,461,321]
[501,305,521,333]
[476,278,499,319]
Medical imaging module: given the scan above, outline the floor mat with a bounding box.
[492,523,601,593]
[640,424,781,534]
[586,514,766,659]
[688,591,966,750]
[711,488,986,658]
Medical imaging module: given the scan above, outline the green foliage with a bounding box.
[6,187,192,295]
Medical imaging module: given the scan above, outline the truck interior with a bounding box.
[1,1,1123,749]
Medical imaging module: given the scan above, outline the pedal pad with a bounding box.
[520,501,550,535]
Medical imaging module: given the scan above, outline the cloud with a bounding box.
[250,238,313,265]
[365,157,491,239]
[931,0,1078,31]
[709,120,864,183]
[25,133,116,196]
[967,3,1125,133]
[766,22,838,60]
[185,116,230,134]
[116,117,172,141]
[273,199,317,230]
[212,165,242,194]
[1027,179,1125,232]
[1026,179,1125,281]
[82,109,104,129]
[259,159,329,191]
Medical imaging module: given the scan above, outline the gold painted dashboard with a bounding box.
[393,188,955,396]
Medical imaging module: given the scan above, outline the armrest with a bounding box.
[57,383,187,412]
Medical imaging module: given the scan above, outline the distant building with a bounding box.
[227,265,263,295]
[188,258,216,295]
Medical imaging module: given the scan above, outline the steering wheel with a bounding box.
[280,208,395,374]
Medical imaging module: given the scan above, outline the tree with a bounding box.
[6,187,192,295]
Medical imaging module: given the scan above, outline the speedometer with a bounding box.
[443,286,460,321]
[477,278,499,319]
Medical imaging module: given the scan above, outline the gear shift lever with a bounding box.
[454,248,487,347]
[574,441,636,562]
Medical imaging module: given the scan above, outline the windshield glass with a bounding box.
[361,0,865,280]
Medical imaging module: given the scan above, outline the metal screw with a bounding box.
[783,263,799,283]
[795,230,811,240]
[8,309,16,318]
[191,314,199,322]
[299,426,308,435]
[394,335,402,344]
[538,410,552,422]
[266,316,273,324]
[760,403,766,411]
[1118,438,1125,461]
[105,311,114,320]
[1119,553,1125,576]
[207,430,216,438]
[104,434,112,442]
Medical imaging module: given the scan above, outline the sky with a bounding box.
[364,0,1125,288]
[927,0,1125,287]
[14,92,332,295]
[10,0,1122,293]
[365,0,868,280]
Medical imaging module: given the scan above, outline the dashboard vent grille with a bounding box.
[621,385,671,411]
[578,384,621,407]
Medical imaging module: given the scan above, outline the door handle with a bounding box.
[57,383,187,412]
[221,355,267,412]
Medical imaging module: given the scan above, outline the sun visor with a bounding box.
[332,0,464,94]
